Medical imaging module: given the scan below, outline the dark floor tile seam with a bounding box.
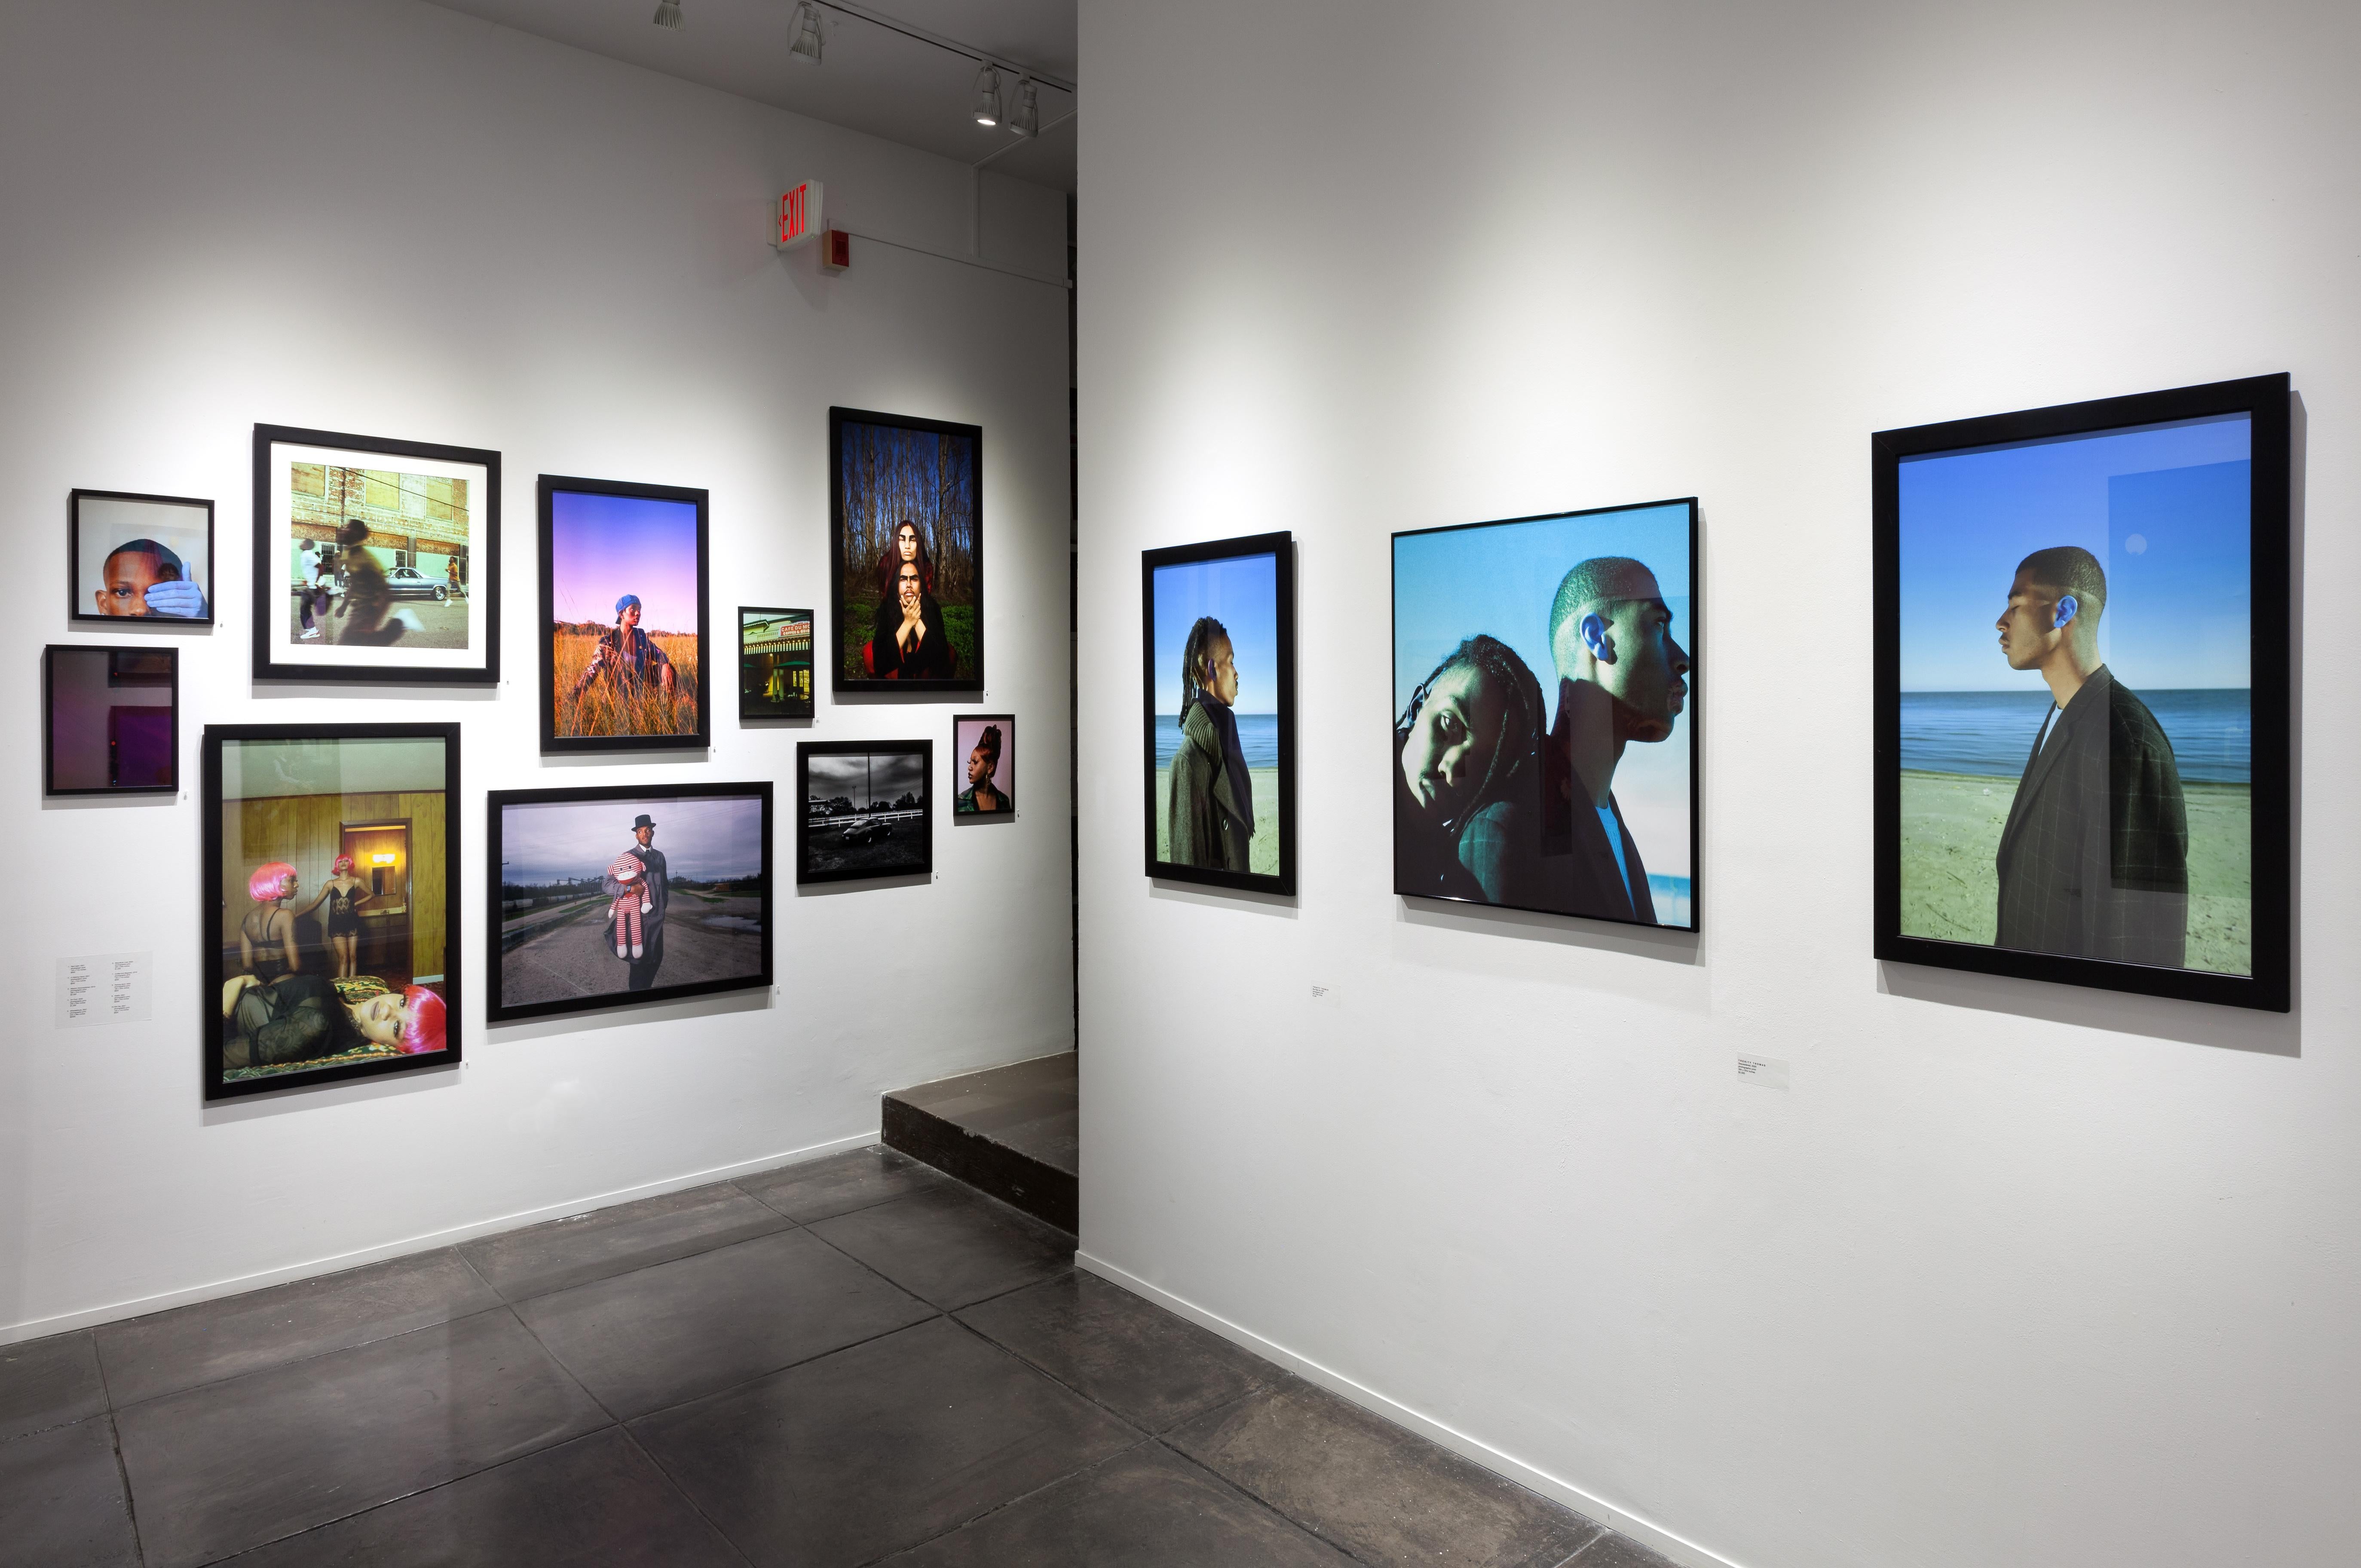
[617,1421,766,1568]
[850,1435,1161,1568]
[109,1408,153,1568]
[1143,1433,1395,1568]
[600,1301,954,1433]
[451,1208,792,1309]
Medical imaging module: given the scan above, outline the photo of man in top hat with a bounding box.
[603,812,669,991]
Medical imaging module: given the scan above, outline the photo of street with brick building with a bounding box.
[285,462,474,650]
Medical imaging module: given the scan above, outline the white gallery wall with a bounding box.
[1075,3,2360,1566]
[0,0,1072,1338]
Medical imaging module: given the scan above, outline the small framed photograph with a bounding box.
[203,723,461,1101]
[952,714,1015,818]
[1874,372,2291,1011]
[740,607,815,720]
[1142,532,1296,894]
[830,407,983,692]
[70,490,214,625]
[44,646,178,795]
[1392,499,1698,929]
[540,475,711,752]
[251,426,499,683]
[797,740,933,884]
[487,781,773,1022]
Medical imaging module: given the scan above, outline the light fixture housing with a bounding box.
[971,63,1001,127]
[1008,77,1038,138]
[652,0,682,29]
[787,2,823,65]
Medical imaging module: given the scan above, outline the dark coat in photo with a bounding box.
[1167,703,1251,872]
[1994,665,2189,966]
[867,595,954,679]
[604,841,670,989]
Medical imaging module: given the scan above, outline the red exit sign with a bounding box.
[775,181,825,250]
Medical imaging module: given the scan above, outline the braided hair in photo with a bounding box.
[1395,634,1546,833]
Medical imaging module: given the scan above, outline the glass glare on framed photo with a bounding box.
[1142,532,1296,894]
[70,490,214,624]
[45,646,177,795]
[252,427,499,682]
[205,726,459,1100]
[740,607,814,720]
[540,478,710,750]
[1393,501,1697,929]
[831,408,982,690]
[1875,374,2291,1011]
[798,741,932,884]
[487,784,772,1021]
[952,714,1014,816]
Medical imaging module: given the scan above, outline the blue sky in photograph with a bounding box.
[1153,552,1280,715]
[500,795,764,885]
[1899,414,2251,691]
[1392,502,1693,879]
[549,490,701,634]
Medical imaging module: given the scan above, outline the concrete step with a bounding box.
[882,1052,1077,1234]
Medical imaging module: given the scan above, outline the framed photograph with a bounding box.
[740,607,815,720]
[830,407,983,692]
[203,723,460,1101]
[797,740,933,884]
[251,426,499,683]
[952,714,1015,818]
[1392,499,1698,930]
[70,490,214,625]
[540,475,710,752]
[1142,532,1296,894]
[44,646,178,795]
[1874,373,2291,1011]
[486,782,772,1022]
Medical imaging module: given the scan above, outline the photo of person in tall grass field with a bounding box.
[830,408,982,691]
[539,476,709,752]
[1878,374,2292,1010]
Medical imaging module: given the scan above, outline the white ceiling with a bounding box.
[428,0,1078,190]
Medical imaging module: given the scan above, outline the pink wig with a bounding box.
[398,986,447,1055]
[332,855,354,875]
[247,862,297,901]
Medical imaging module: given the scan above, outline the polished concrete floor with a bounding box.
[1,1147,1672,1568]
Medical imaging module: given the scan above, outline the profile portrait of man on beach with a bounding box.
[1151,549,1284,879]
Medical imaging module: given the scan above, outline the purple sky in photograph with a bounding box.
[549,490,702,634]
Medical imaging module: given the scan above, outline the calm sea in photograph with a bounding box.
[1899,689,2250,783]
[1154,712,1281,769]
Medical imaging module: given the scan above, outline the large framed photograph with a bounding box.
[830,407,982,692]
[740,607,815,720]
[1142,532,1296,894]
[45,646,178,796]
[540,475,710,753]
[952,714,1015,817]
[1393,501,1698,929]
[251,426,498,683]
[487,782,772,1022]
[70,490,214,625]
[203,723,460,1101]
[797,740,933,885]
[1874,373,2291,1011]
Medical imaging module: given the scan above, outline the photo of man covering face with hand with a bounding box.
[71,491,214,624]
[1393,500,1698,930]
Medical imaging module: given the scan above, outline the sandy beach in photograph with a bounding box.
[1899,769,2251,976]
[1154,766,1280,875]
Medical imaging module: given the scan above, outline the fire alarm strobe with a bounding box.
[819,229,850,272]
[775,181,825,251]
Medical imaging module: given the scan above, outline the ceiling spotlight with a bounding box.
[652,0,682,29]
[787,2,823,65]
[971,63,1002,127]
[1008,77,1038,138]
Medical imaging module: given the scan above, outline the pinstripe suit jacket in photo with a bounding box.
[1993,666,2190,967]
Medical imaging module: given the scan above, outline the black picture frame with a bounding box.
[538,474,712,754]
[484,780,774,1023]
[44,645,179,796]
[829,407,985,694]
[250,425,501,684]
[70,489,216,627]
[950,712,1016,819]
[796,739,934,885]
[202,722,462,1101]
[1872,372,2291,1012]
[739,605,815,721]
[1140,531,1298,896]
[1390,497,1702,932]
